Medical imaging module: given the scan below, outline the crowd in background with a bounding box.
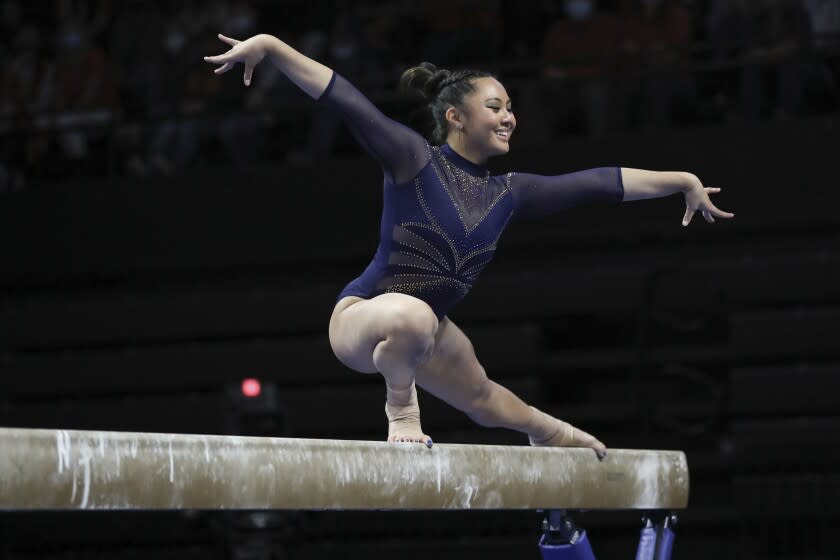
[1,0,839,192]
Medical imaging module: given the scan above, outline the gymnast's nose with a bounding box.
[501,111,515,130]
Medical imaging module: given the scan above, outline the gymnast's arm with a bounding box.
[507,167,625,218]
[621,168,695,201]
[204,33,428,184]
[509,167,734,226]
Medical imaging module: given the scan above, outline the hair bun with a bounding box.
[425,69,455,98]
[399,62,454,100]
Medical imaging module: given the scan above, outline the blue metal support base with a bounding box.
[635,525,658,560]
[538,511,597,560]
[635,513,678,560]
[538,529,596,560]
[538,510,678,560]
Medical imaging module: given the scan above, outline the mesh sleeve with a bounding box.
[508,167,624,218]
[316,71,429,184]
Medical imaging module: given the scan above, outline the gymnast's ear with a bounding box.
[445,106,465,131]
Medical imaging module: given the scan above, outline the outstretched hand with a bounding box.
[203,33,266,86]
[682,179,735,227]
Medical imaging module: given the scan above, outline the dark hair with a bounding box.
[399,62,495,145]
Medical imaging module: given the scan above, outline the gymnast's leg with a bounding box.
[329,294,439,446]
[414,317,607,459]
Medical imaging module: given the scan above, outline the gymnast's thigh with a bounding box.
[414,316,490,411]
[328,293,439,374]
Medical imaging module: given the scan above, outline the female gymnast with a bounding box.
[204,33,734,459]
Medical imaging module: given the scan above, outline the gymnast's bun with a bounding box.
[399,62,456,100]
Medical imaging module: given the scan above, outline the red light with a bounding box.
[241,378,262,398]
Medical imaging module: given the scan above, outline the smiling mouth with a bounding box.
[495,130,511,141]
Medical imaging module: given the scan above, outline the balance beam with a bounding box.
[0,428,688,511]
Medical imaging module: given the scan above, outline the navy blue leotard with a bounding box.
[319,71,624,319]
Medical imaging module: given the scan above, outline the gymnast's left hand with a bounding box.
[203,33,268,86]
[681,177,735,227]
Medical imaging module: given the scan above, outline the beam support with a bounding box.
[0,428,689,511]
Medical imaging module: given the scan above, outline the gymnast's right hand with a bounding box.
[204,33,267,87]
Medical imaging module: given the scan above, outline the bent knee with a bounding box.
[383,297,438,341]
[380,297,439,360]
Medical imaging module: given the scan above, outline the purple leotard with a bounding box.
[319,71,624,319]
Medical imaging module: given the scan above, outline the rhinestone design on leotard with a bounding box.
[428,145,512,235]
[377,170,514,302]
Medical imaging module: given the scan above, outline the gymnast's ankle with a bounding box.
[526,406,572,446]
[526,406,607,460]
[385,383,432,447]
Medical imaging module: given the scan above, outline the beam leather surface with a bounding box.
[0,428,689,511]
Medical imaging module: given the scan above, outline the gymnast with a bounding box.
[204,32,733,459]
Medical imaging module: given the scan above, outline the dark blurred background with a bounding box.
[1,0,839,558]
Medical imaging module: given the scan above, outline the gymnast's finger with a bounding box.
[214,62,234,75]
[703,210,715,223]
[244,64,254,86]
[682,208,694,227]
[203,53,231,64]
[711,205,735,219]
[218,33,240,46]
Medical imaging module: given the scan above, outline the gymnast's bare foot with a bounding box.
[385,383,433,448]
[527,406,607,460]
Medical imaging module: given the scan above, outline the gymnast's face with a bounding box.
[449,78,516,159]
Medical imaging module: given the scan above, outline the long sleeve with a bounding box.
[316,71,429,185]
[508,167,624,218]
